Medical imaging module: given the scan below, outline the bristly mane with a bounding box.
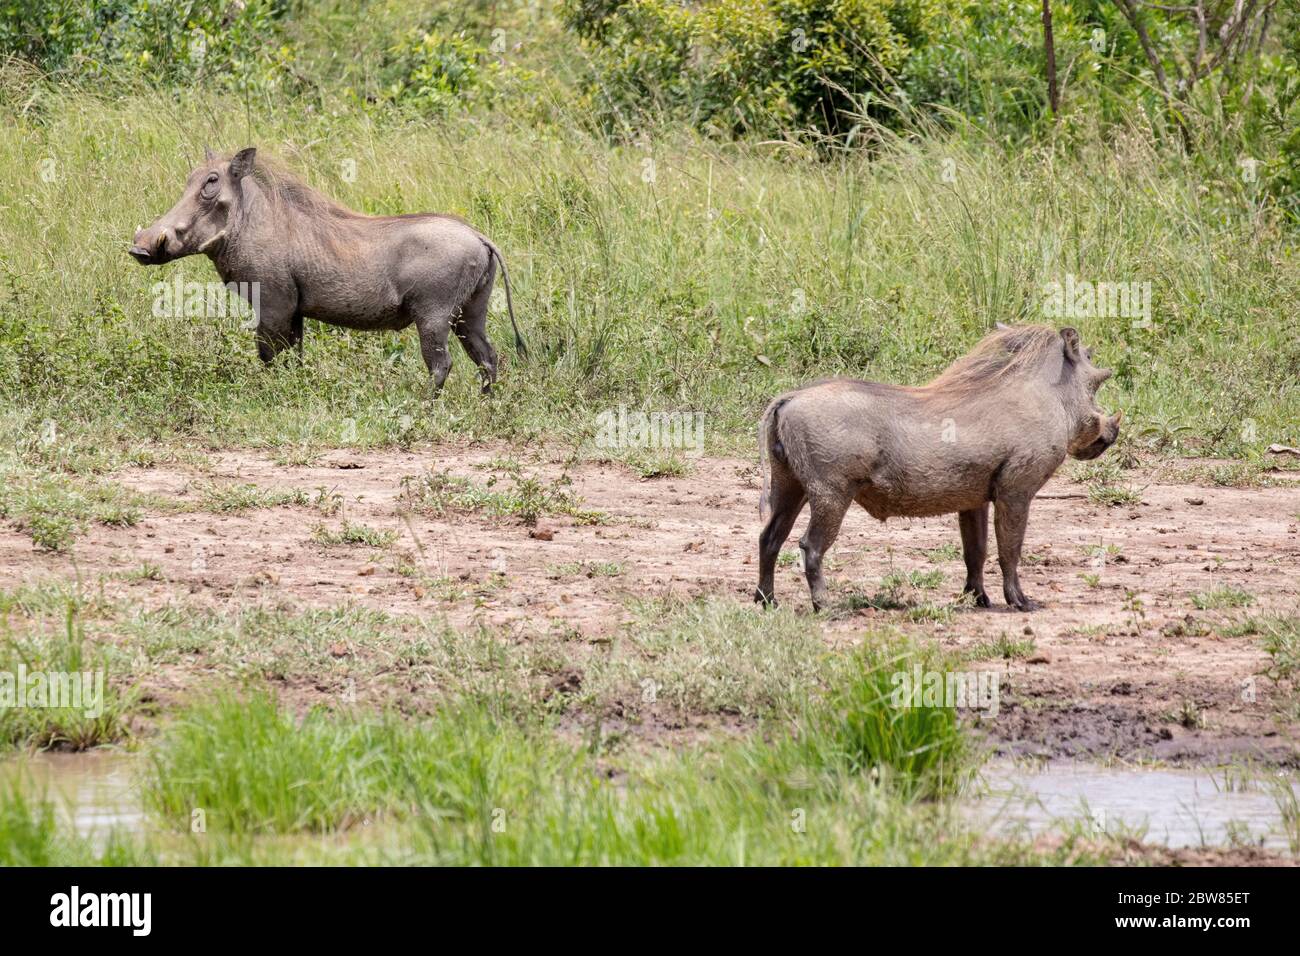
[245,157,358,220]
[923,324,1063,392]
[242,155,471,227]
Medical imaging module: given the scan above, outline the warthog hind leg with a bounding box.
[453,272,500,394]
[958,504,990,608]
[415,312,454,392]
[800,494,850,613]
[755,480,806,608]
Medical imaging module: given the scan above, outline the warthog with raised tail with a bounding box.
[755,325,1121,612]
[129,147,524,392]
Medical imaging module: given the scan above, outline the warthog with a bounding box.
[129,147,524,392]
[755,325,1122,612]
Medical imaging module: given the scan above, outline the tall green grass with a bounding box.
[0,75,1294,471]
[139,641,980,863]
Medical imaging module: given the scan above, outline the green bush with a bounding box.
[564,0,1300,172]
[566,0,942,137]
[4,0,1296,176]
[1258,29,1300,223]
[374,27,498,113]
[0,0,299,93]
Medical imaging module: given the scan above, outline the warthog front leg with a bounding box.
[958,505,990,608]
[254,310,302,365]
[993,494,1038,611]
[800,495,850,613]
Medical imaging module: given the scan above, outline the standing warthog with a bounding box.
[755,325,1122,612]
[129,147,524,392]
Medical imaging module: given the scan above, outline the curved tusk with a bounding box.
[197,229,227,253]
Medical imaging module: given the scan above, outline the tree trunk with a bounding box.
[1042,0,1060,115]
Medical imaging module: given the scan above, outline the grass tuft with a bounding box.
[1192,586,1256,610]
[0,603,134,750]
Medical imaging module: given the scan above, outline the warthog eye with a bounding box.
[200,173,220,200]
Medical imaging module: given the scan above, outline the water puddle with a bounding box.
[971,760,1299,851]
[3,752,1297,856]
[0,751,146,838]
[0,751,420,864]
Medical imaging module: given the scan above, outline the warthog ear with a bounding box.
[228,147,257,181]
[1060,327,1083,363]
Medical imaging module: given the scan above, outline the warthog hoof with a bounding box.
[963,588,991,608]
[754,588,777,608]
[1011,597,1041,612]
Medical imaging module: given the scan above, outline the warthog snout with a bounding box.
[1072,409,1123,461]
[128,225,174,265]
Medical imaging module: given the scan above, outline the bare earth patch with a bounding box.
[2,445,1297,766]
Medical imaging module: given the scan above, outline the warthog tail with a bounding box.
[758,397,788,522]
[482,238,526,359]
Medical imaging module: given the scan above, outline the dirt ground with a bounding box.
[2,445,1297,767]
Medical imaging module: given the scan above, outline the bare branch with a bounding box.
[1113,0,1173,101]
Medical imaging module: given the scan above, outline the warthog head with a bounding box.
[129,147,257,265]
[1057,327,1123,460]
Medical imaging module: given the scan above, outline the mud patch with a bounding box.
[0,446,1296,764]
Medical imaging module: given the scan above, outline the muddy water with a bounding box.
[0,752,146,837]
[973,760,1300,851]
[3,752,1297,854]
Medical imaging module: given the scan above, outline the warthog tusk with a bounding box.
[1112,409,1124,424]
[197,230,227,253]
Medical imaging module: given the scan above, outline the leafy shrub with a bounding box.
[0,0,299,93]
[565,0,1300,173]
[566,0,942,137]
[375,27,498,113]
[1258,27,1300,223]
